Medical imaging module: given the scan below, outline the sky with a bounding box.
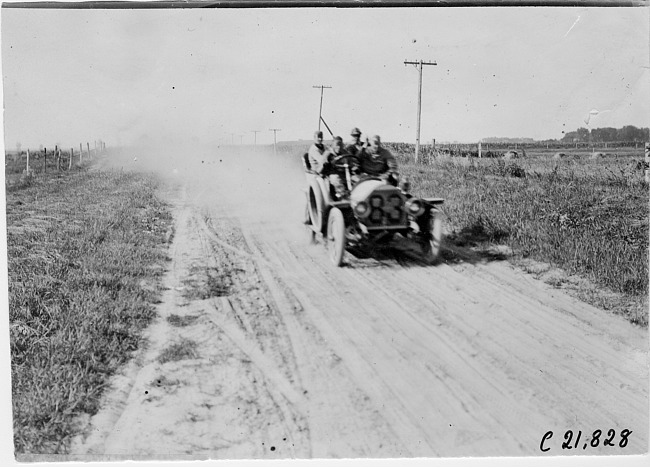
[1,6,649,150]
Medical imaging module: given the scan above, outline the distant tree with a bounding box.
[561,131,577,142]
[617,125,633,141]
[591,127,617,142]
[616,125,650,142]
[576,127,590,142]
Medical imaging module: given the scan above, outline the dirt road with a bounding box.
[71,148,648,459]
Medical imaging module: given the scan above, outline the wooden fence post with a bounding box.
[478,141,482,159]
[645,142,650,183]
[69,148,73,170]
[80,143,83,164]
[56,146,61,171]
[26,149,30,172]
[87,142,90,160]
[43,148,47,173]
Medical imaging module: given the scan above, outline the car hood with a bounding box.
[350,179,397,203]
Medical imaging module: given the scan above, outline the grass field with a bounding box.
[6,167,173,453]
[394,147,648,326]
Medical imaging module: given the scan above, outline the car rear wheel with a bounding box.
[308,180,326,233]
[306,226,316,244]
[304,202,317,244]
[421,208,443,264]
[327,208,346,267]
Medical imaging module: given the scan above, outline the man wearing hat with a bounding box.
[345,127,365,156]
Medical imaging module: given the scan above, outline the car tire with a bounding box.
[421,208,444,264]
[308,179,326,234]
[306,225,316,245]
[327,208,346,267]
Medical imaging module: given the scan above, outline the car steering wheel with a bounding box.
[330,153,361,171]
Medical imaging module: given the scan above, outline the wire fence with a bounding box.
[5,141,107,189]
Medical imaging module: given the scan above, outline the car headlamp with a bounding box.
[405,198,425,217]
[354,201,370,218]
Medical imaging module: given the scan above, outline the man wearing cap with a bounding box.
[359,135,399,185]
[307,130,327,173]
[345,127,365,156]
[304,131,327,225]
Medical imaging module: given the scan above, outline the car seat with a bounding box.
[302,153,312,171]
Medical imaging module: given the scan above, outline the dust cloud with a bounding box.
[104,141,308,241]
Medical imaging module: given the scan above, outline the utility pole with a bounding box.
[313,85,332,131]
[251,130,260,146]
[239,135,244,145]
[404,59,437,163]
[269,128,281,157]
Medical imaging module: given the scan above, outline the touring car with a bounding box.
[302,152,444,266]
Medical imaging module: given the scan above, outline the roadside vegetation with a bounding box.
[7,167,173,453]
[394,148,648,326]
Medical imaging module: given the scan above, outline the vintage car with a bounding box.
[302,152,444,266]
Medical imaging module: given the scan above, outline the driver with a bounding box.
[358,135,399,185]
[322,136,356,198]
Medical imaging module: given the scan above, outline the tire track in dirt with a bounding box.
[241,218,648,456]
[254,236,523,455]
[245,235,436,456]
[71,191,312,459]
[357,258,647,451]
[232,220,409,457]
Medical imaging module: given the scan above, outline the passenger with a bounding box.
[345,127,365,156]
[359,135,399,185]
[304,130,326,225]
[307,130,327,173]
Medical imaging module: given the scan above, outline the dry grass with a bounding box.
[167,314,200,327]
[7,168,173,454]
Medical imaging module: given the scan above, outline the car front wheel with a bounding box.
[421,208,443,264]
[327,208,346,267]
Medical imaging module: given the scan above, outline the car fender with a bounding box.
[422,197,445,206]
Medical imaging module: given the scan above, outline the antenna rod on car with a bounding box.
[404,60,437,163]
[320,116,335,139]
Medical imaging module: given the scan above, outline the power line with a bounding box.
[404,60,437,163]
[313,85,332,132]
